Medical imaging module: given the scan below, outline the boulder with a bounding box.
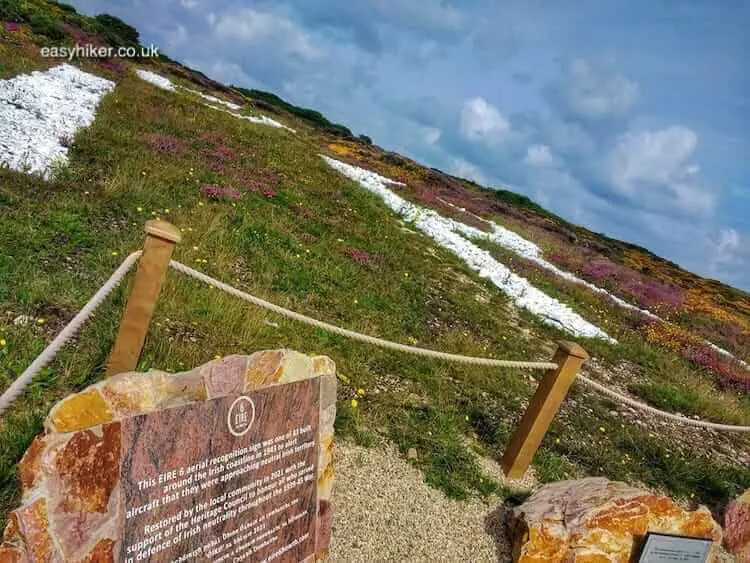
[725,489,750,561]
[0,350,337,562]
[509,477,722,562]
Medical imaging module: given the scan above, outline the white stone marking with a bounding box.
[0,64,114,176]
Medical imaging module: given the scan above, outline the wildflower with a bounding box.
[151,211,157,216]
[214,355,221,360]
[0,339,6,347]
[111,251,119,256]
[555,438,561,444]
[193,246,199,251]
[164,208,170,213]
[84,191,90,195]
[36,318,45,325]
[198,202,205,207]
[464,415,469,421]
[357,388,365,397]
[351,399,358,408]
[599,427,606,433]
[137,207,143,212]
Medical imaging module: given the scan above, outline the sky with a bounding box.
[70,0,750,291]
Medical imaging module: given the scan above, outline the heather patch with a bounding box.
[142,133,185,155]
[199,183,241,201]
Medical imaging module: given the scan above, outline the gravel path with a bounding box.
[329,441,515,562]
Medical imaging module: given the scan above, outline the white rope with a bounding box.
[168,260,559,370]
[0,251,142,416]
[577,375,750,432]
[3,252,749,433]
[169,260,750,433]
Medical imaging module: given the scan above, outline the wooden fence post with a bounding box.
[502,341,588,479]
[105,220,181,377]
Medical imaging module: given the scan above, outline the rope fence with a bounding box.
[168,260,750,434]
[1,243,749,434]
[0,251,142,415]
[167,260,558,371]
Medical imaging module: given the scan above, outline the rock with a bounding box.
[407,448,418,460]
[509,477,722,562]
[725,489,750,560]
[12,315,31,326]
[47,388,113,433]
[0,350,337,562]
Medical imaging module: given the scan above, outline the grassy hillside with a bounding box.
[0,0,749,529]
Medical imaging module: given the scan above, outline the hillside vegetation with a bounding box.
[0,0,749,530]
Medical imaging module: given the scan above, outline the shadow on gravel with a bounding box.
[484,502,513,562]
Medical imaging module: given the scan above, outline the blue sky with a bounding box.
[71,1,750,290]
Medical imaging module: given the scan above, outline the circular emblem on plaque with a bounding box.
[227,396,256,437]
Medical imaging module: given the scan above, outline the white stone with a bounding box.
[322,155,616,342]
[0,64,114,176]
[135,69,175,91]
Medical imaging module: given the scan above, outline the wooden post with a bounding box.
[105,220,181,377]
[502,341,588,479]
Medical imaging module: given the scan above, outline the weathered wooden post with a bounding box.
[502,341,588,479]
[105,220,181,377]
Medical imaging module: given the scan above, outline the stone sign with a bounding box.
[0,350,336,562]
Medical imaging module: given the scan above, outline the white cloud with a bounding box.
[196,59,256,86]
[166,25,188,49]
[422,126,442,145]
[608,126,714,215]
[707,227,750,287]
[459,97,511,143]
[180,0,199,9]
[450,157,487,184]
[210,9,323,61]
[563,59,639,119]
[523,144,555,167]
[716,227,740,255]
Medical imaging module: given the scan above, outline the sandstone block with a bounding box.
[509,477,722,562]
[725,489,750,561]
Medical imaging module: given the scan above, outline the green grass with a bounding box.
[0,39,749,531]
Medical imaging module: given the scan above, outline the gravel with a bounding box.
[322,155,615,342]
[0,64,114,176]
[329,441,513,562]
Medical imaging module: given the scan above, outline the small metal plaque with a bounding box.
[638,532,713,562]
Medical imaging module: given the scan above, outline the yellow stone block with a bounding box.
[245,350,284,389]
[47,389,113,433]
[312,356,336,377]
[278,350,313,383]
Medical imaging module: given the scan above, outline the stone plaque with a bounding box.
[638,533,713,562]
[120,379,319,562]
[0,350,336,563]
